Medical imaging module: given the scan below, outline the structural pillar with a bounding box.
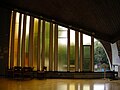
[54,24,58,71]
[21,14,27,67]
[17,13,22,66]
[49,22,53,71]
[91,36,94,71]
[80,33,83,71]
[28,16,34,67]
[10,11,16,68]
[67,28,70,71]
[75,31,79,71]
[41,20,45,70]
[37,19,41,71]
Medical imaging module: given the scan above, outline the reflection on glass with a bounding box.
[83,45,91,71]
[33,18,38,70]
[58,26,67,71]
[25,16,30,67]
[83,34,91,45]
[70,30,75,71]
[45,22,50,70]
[14,12,20,66]
[70,30,75,45]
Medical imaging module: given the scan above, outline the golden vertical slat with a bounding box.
[17,13,22,66]
[10,11,16,68]
[67,28,70,71]
[75,31,79,71]
[28,16,34,67]
[41,20,45,70]
[91,36,94,71]
[21,14,27,67]
[49,22,53,71]
[37,19,41,71]
[80,33,83,71]
[54,24,58,71]
[9,11,13,69]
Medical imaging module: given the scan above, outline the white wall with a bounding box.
[111,43,120,71]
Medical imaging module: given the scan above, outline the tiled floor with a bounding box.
[0,78,120,90]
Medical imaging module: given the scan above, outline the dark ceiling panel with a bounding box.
[1,0,120,43]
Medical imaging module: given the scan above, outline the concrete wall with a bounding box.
[111,43,120,71]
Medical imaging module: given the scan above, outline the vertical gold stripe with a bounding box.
[75,31,79,71]
[21,14,27,67]
[54,24,58,71]
[17,13,22,66]
[9,11,13,69]
[80,33,83,71]
[49,22,53,71]
[10,11,16,68]
[37,19,41,70]
[28,16,34,67]
[41,20,45,70]
[67,28,70,71]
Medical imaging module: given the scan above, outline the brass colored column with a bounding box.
[28,16,34,67]
[54,24,58,71]
[91,36,94,71]
[49,22,53,71]
[9,11,13,69]
[80,33,83,71]
[75,31,79,71]
[10,11,16,68]
[41,20,45,70]
[67,28,70,71]
[21,14,27,67]
[37,19,41,71]
[17,13,22,66]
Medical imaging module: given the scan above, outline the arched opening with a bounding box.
[94,39,110,72]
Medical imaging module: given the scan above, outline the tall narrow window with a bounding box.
[83,34,91,45]
[9,11,107,73]
[70,30,75,71]
[25,16,30,67]
[45,22,50,70]
[33,18,38,70]
[58,26,67,71]
[83,34,92,71]
[13,12,20,66]
[83,45,91,71]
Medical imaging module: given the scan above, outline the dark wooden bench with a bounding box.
[7,66,34,79]
[13,66,23,79]
[22,67,34,79]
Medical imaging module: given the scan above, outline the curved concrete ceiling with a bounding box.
[1,0,120,43]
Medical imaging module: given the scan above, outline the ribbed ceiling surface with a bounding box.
[1,0,120,43]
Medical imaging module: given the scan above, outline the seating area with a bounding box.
[7,66,34,79]
[7,67,117,80]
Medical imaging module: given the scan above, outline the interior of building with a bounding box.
[0,0,120,90]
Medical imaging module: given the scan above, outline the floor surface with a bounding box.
[0,78,120,90]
